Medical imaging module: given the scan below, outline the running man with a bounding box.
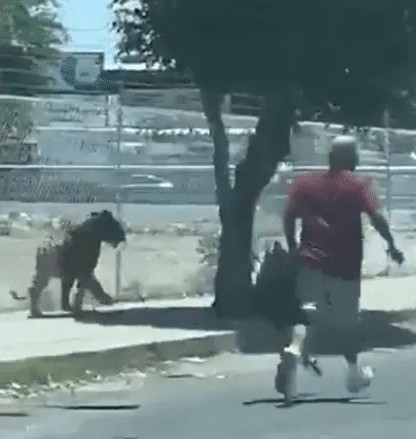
[277,135,405,403]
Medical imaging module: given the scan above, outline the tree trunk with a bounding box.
[213,194,256,317]
[201,86,296,318]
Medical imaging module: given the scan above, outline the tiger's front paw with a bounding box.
[29,308,43,318]
[100,295,114,306]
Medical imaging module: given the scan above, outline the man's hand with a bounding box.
[386,245,405,265]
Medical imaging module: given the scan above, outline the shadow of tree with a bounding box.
[72,305,416,356]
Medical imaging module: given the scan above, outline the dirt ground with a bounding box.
[0,230,206,313]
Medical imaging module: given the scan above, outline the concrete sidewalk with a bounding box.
[1,277,415,387]
[0,296,238,388]
[360,275,416,311]
[0,297,227,363]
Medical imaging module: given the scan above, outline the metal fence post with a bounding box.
[383,109,394,273]
[105,94,109,128]
[383,108,393,224]
[114,85,123,299]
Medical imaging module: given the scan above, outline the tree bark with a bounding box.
[199,90,233,208]
[201,86,296,318]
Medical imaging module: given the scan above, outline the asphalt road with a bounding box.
[2,349,416,439]
[2,147,416,206]
[2,161,416,206]
[1,147,415,229]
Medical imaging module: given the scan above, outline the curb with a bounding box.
[0,400,29,417]
[0,332,237,389]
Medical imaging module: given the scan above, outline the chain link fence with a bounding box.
[0,93,118,312]
[1,91,415,314]
[0,91,256,312]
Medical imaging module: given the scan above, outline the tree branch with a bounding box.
[235,85,296,201]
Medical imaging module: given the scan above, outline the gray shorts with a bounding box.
[296,266,361,328]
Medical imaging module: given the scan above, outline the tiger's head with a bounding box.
[80,210,126,248]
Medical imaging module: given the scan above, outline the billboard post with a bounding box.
[115,83,123,300]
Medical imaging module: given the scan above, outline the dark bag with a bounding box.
[254,241,308,329]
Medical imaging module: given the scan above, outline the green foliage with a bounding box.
[111,0,416,127]
[0,0,68,53]
[0,1,68,145]
[0,0,68,94]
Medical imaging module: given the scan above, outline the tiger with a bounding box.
[10,210,126,317]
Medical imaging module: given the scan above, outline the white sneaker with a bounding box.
[346,365,374,393]
[275,348,299,403]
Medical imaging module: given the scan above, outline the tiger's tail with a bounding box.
[9,246,50,302]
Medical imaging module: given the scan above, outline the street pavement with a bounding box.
[1,349,416,439]
[2,122,416,206]
[2,141,415,218]
[3,158,415,206]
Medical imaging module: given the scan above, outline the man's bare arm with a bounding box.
[368,211,404,265]
[358,180,404,265]
[368,211,395,247]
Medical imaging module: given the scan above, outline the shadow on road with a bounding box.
[73,305,416,356]
[243,395,386,408]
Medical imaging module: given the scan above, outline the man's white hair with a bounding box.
[331,135,357,149]
[328,134,358,169]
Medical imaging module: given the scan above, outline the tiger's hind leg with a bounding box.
[73,278,89,316]
[60,276,75,312]
[72,282,85,316]
[28,270,51,318]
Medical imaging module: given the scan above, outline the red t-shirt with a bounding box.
[286,170,379,280]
